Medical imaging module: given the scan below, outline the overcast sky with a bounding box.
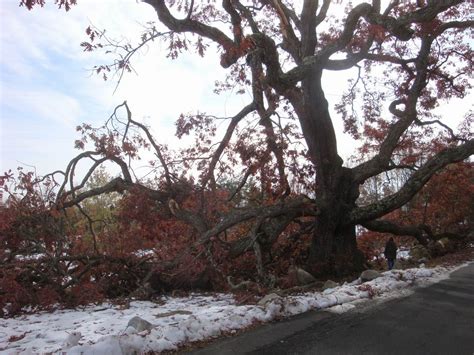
[0,0,252,177]
[1,0,470,180]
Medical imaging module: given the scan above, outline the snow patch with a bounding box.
[327,303,356,314]
[0,264,464,354]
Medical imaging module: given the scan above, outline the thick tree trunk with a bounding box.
[292,65,366,277]
[307,218,366,277]
[307,168,366,277]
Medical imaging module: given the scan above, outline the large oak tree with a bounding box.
[21,0,473,276]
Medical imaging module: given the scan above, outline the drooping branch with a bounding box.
[414,118,463,142]
[61,157,107,203]
[144,0,258,68]
[350,138,474,224]
[362,219,432,245]
[57,151,97,199]
[259,117,291,195]
[198,196,314,244]
[60,177,138,208]
[75,203,100,253]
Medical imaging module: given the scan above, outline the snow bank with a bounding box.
[0,264,464,354]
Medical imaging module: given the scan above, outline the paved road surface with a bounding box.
[188,262,474,355]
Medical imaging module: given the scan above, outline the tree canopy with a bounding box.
[2,0,473,312]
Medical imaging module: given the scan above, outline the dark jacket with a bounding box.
[384,239,397,260]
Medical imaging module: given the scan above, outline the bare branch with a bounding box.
[186,0,194,20]
[201,102,256,189]
[227,166,254,202]
[75,203,100,253]
[415,118,464,142]
[121,101,173,187]
[57,151,102,201]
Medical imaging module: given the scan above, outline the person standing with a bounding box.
[384,237,397,270]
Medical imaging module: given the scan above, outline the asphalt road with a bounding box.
[188,262,474,355]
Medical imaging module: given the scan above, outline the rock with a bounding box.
[432,237,455,256]
[418,257,428,264]
[289,266,316,285]
[360,269,381,282]
[127,316,154,332]
[322,280,339,290]
[257,293,282,307]
[436,237,454,251]
[285,266,317,287]
[436,237,450,248]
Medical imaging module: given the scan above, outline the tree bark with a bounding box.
[295,62,365,276]
[306,167,365,276]
[308,220,366,277]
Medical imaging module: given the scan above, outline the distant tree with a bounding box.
[73,166,120,251]
[21,0,473,277]
[365,160,473,239]
[356,124,473,247]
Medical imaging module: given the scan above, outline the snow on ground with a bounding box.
[0,263,468,354]
[397,248,411,260]
[374,247,411,261]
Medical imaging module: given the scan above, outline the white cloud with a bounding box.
[3,0,441,177]
[2,88,82,126]
[0,0,167,174]
[0,0,470,198]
